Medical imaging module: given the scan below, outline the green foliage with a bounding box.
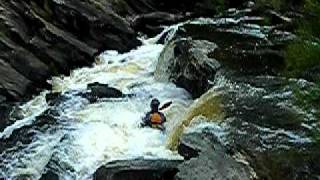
[293,81,320,144]
[285,40,320,76]
[285,0,320,78]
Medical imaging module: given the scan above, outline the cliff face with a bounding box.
[0,0,142,102]
[0,0,253,102]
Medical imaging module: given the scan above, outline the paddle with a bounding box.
[159,101,172,111]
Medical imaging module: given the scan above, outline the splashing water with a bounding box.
[0,26,192,179]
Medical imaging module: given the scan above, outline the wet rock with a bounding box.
[86,82,124,101]
[176,128,253,180]
[39,171,59,180]
[156,39,220,98]
[175,20,292,76]
[0,103,24,132]
[132,12,186,36]
[93,159,183,180]
[0,104,14,132]
[180,76,320,179]
[0,0,141,101]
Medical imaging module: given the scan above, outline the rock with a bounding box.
[0,104,14,132]
[155,7,296,98]
[93,159,183,180]
[174,19,293,75]
[175,128,253,180]
[39,171,59,180]
[0,103,24,132]
[156,39,220,98]
[177,76,320,179]
[0,0,141,102]
[0,59,35,101]
[132,12,186,36]
[267,10,293,24]
[86,82,124,101]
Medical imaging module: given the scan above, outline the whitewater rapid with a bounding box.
[0,27,192,179]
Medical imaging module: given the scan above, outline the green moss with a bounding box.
[285,40,320,76]
[293,81,320,145]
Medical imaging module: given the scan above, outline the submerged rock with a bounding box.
[93,159,183,180]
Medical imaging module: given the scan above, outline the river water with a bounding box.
[0,26,192,180]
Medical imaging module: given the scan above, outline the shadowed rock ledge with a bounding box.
[93,159,183,180]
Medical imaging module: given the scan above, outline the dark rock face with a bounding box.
[176,129,253,180]
[0,104,14,132]
[93,159,183,180]
[156,39,220,98]
[175,16,293,76]
[190,76,320,180]
[0,0,248,103]
[0,0,141,102]
[156,6,295,98]
[0,103,24,132]
[132,12,186,36]
[39,171,59,180]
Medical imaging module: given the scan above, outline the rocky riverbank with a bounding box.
[1,0,320,180]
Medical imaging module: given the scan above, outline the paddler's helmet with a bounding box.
[150,98,160,111]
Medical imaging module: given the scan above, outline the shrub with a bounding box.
[285,0,320,78]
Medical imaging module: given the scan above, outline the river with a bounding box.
[0,25,192,180]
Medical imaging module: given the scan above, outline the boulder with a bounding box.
[86,82,124,102]
[93,159,183,180]
[174,18,293,76]
[176,128,253,180]
[155,7,296,100]
[175,76,320,179]
[156,39,220,98]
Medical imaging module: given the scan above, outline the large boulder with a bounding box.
[155,39,220,98]
[174,15,294,76]
[175,128,254,180]
[87,82,124,99]
[93,159,183,180]
[171,76,320,179]
[155,7,295,98]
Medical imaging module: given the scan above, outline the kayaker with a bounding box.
[141,98,167,131]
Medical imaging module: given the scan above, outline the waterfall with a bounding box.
[0,26,192,180]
